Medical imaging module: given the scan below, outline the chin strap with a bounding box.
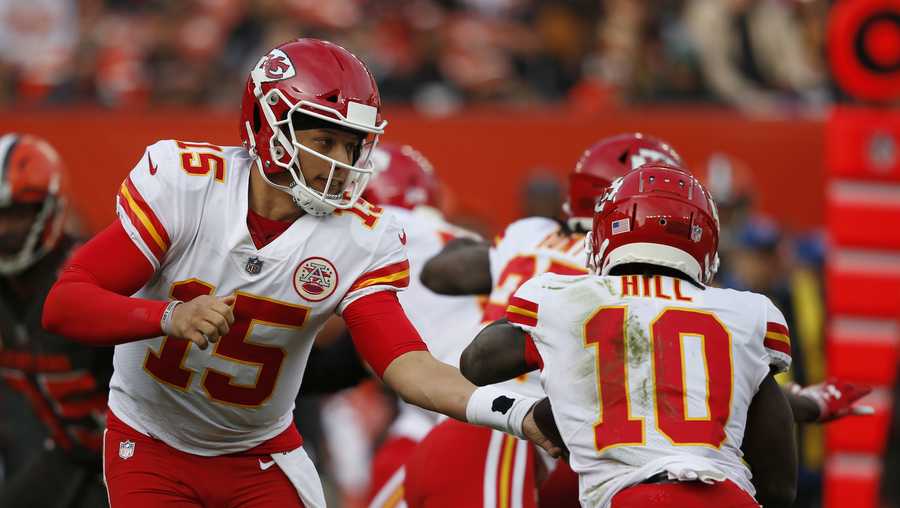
[252,159,334,217]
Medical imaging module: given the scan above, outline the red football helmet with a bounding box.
[0,134,67,275]
[240,38,387,216]
[566,133,685,230]
[363,143,440,210]
[587,163,719,285]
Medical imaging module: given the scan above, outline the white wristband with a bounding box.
[160,300,182,336]
[465,386,539,439]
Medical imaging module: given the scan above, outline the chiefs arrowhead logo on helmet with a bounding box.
[252,49,296,84]
[261,55,290,79]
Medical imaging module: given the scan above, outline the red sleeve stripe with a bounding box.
[124,177,170,248]
[508,296,538,313]
[118,191,164,262]
[766,322,789,336]
[764,337,791,357]
[348,260,411,292]
[118,177,170,259]
[508,312,537,328]
[765,330,790,345]
[507,306,538,327]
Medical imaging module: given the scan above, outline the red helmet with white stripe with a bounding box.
[588,163,719,285]
[363,143,440,210]
[0,134,67,275]
[566,133,685,230]
[240,38,387,216]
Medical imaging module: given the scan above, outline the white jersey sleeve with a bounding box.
[489,217,559,286]
[115,140,212,270]
[760,297,792,373]
[504,274,546,335]
[337,208,410,314]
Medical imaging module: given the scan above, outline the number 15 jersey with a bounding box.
[110,140,410,456]
[506,272,791,508]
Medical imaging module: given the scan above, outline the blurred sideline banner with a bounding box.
[824,106,900,508]
[1,107,823,234]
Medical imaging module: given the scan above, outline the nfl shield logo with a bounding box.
[245,257,263,275]
[691,225,703,243]
[119,440,135,460]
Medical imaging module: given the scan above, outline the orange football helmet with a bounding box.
[0,134,67,275]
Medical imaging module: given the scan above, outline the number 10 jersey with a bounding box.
[507,272,791,508]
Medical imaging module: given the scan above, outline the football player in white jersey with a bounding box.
[407,133,685,508]
[42,39,556,508]
[362,143,484,508]
[416,133,872,507]
[459,163,798,508]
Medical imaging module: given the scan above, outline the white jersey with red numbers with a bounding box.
[484,217,589,400]
[110,140,410,456]
[383,205,483,439]
[506,272,792,508]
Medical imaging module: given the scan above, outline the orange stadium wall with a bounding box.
[0,108,824,234]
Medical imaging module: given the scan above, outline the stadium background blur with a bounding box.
[0,1,897,507]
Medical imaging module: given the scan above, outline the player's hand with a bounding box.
[523,403,564,459]
[789,378,874,422]
[170,294,236,350]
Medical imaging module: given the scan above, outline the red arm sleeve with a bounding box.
[342,291,429,378]
[42,220,168,345]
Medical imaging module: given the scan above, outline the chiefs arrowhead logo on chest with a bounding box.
[252,48,296,84]
[293,257,339,302]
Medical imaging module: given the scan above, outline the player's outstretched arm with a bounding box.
[784,379,874,423]
[43,220,233,348]
[382,350,561,458]
[420,238,492,295]
[342,292,560,457]
[742,372,798,508]
[460,319,537,385]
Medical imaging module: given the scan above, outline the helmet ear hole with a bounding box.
[252,104,262,133]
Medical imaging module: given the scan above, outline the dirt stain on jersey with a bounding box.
[583,482,608,506]
[625,312,653,408]
[625,313,650,368]
[597,277,616,296]
[576,343,597,381]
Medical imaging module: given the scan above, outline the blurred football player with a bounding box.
[408,133,684,508]
[42,39,554,508]
[459,164,797,507]
[361,143,485,508]
[0,134,109,508]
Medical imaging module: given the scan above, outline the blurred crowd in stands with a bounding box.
[0,0,833,115]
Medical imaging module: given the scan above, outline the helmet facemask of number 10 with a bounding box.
[240,39,388,217]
